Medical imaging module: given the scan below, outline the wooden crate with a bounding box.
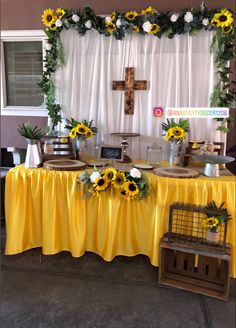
[159,235,231,300]
[42,136,74,161]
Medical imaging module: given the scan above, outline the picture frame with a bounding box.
[99,146,124,161]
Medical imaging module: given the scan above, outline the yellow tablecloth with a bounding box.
[5,165,236,277]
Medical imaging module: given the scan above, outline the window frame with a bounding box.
[1,30,48,117]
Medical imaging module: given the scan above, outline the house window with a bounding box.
[4,41,43,106]
[1,30,47,116]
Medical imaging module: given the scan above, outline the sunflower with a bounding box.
[94,177,110,191]
[133,26,140,33]
[165,130,174,142]
[106,22,116,34]
[201,217,219,229]
[56,8,65,20]
[76,123,87,135]
[125,11,138,21]
[42,8,55,27]
[122,181,139,198]
[70,128,77,139]
[112,171,126,189]
[89,185,98,196]
[103,168,117,181]
[168,127,185,141]
[111,11,117,21]
[222,25,233,34]
[120,190,129,200]
[49,21,57,31]
[141,6,156,15]
[149,23,160,34]
[212,9,233,28]
[86,127,93,139]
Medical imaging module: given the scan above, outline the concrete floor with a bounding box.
[0,223,235,328]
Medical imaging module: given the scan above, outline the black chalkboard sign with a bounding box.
[100,146,123,160]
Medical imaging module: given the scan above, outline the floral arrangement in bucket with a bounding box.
[79,167,150,201]
[65,118,97,140]
[162,119,190,143]
[201,201,231,243]
[162,119,190,164]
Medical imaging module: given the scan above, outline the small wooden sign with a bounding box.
[100,146,124,161]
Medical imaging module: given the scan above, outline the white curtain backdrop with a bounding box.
[55,29,226,160]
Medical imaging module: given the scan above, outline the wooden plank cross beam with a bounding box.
[112,67,148,115]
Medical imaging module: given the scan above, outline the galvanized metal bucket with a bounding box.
[25,139,42,168]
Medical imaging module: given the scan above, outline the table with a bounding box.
[5,165,236,277]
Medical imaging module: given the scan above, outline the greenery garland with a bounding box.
[39,3,235,132]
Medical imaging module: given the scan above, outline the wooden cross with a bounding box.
[112,67,148,115]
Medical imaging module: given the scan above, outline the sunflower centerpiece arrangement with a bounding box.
[162,119,190,165]
[65,118,98,160]
[201,201,231,244]
[79,167,149,201]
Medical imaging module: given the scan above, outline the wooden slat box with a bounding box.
[159,235,231,300]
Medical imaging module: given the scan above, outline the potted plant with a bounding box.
[18,123,45,168]
[201,201,231,243]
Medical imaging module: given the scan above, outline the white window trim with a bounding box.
[1,30,48,117]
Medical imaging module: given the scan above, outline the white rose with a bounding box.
[184,12,193,23]
[116,19,122,28]
[202,18,209,26]
[170,13,179,22]
[142,21,152,33]
[72,14,80,23]
[90,171,101,183]
[43,66,48,72]
[105,16,112,23]
[85,20,92,29]
[130,168,141,179]
[55,19,63,27]
[45,42,52,51]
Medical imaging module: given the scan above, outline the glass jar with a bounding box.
[44,138,54,154]
[146,143,162,166]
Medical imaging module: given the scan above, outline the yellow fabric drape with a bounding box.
[5,165,236,277]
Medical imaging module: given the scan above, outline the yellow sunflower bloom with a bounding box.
[120,190,129,200]
[76,123,87,135]
[103,168,117,181]
[165,130,174,142]
[106,22,116,34]
[70,128,77,139]
[222,25,233,34]
[122,181,139,197]
[149,24,160,34]
[212,9,233,28]
[42,8,55,27]
[86,127,93,139]
[49,21,57,31]
[125,11,138,21]
[201,217,219,229]
[94,177,110,191]
[112,171,126,189]
[133,26,140,33]
[111,11,117,21]
[141,6,156,15]
[56,8,65,20]
[168,127,185,141]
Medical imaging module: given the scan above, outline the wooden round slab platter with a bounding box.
[153,167,199,178]
[43,159,86,171]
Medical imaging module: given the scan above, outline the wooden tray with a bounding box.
[43,159,86,171]
[153,167,199,178]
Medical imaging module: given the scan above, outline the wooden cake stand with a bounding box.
[111,132,140,163]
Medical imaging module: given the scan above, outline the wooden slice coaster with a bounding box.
[153,167,199,178]
[43,159,86,171]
